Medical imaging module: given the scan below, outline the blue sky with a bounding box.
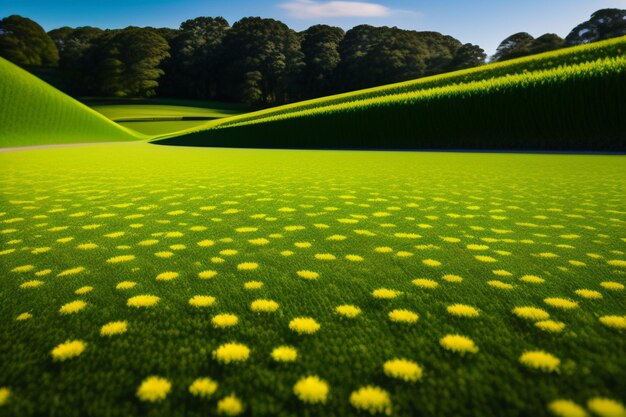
[1,0,624,55]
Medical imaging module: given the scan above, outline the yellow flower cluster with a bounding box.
[100,321,128,336]
[388,309,419,324]
[293,376,329,404]
[156,271,179,281]
[372,288,401,299]
[51,340,86,361]
[296,270,319,280]
[440,334,478,354]
[250,299,279,313]
[189,377,218,398]
[447,304,479,318]
[212,314,239,328]
[217,394,244,415]
[127,295,160,308]
[237,262,259,270]
[136,376,171,402]
[383,359,423,382]
[512,307,550,321]
[271,346,297,362]
[412,278,439,289]
[189,295,216,308]
[289,317,320,334]
[198,270,218,279]
[59,300,87,315]
[213,343,250,364]
[350,386,392,415]
[336,305,361,318]
[544,297,578,310]
[519,350,560,372]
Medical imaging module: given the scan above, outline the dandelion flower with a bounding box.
[189,377,218,398]
[512,307,550,321]
[293,376,329,404]
[487,280,514,290]
[475,255,497,263]
[447,304,479,318]
[467,244,489,251]
[345,254,364,262]
[156,271,179,281]
[521,275,545,284]
[75,286,93,295]
[374,247,393,253]
[106,255,135,263]
[100,321,128,336]
[271,346,297,362]
[442,274,463,283]
[189,295,216,308]
[220,249,238,256]
[389,309,418,323]
[350,386,392,416]
[599,315,626,330]
[127,295,160,308]
[12,265,35,273]
[315,253,336,260]
[412,279,438,289]
[440,334,478,354]
[607,260,626,268]
[237,262,258,271]
[535,320,566,333]
[575,289,602,299]
[198,239,215,247]
[212,314,238,328]
[519,351,560,372]
[493,270,513,277]
[244,281,263,290]
[396,251,413,257]
[281,250,294,256]
[296,270,320,280]
[336,305,361,318]
[137,376,171,402]
[250,299,279,313]
[155,251,173,258]
[383,359,423,382]
[51,340,86,361]
[59,300,87,315]
[20,280,44,289]
[116,281,137,290]
[16,312,32,321]
[57,266,85,277]
[372,288,401,299]
[422,259,442,267]
[544,298,578,310]
[587,398,626,417]
[0,387,9,406]
[547,399,587,417]
[213,343,250,364]
[217,395,244,416]
[600,282,624,291]
[77,243,98,250]
[289,317,320,335]
[198,270,218,279]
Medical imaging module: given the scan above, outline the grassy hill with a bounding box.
[0,57,141,148]
[156,36,626,152]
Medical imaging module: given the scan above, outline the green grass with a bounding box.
[1,143,624,417]
[157,36,626,151]
[0,58,142,148]
[116,120,216,136]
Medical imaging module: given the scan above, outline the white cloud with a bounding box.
[279,0,391,19]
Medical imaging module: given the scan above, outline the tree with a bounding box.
[448,43,486,71]
[0,15,58,67]
[299,25,344,98]
[565,8,626,45]
[528,33,564,55]
[492,32,534,62]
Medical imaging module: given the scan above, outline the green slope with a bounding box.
[0,57,142,148]
[156,36,626,151]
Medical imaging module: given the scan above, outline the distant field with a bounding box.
[1,143,624,417]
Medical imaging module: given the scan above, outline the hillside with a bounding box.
[0,57,141,148]
[156,36,626,152]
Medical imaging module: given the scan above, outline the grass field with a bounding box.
[0,58,142,148]
[1,143,624,417]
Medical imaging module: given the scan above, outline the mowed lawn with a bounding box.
[0,144,625,417]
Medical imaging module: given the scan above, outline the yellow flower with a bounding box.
[116,281,136,290]
[198,239,215,247]
[156,271,179,281]
[189,295,216,308]
[336,305,361,318]
[412,278,438,289]
[345,254,364,262]
[607,259,626,267]
[350,386,392,416]
[0,387,10,406]
[213,343,250,364]
[442,274,463,282]
[100,321,128,336]
[487,280,514,290]
[106,255,135,263]
[293,376,329,404]
[600,281,624,291]
[447,304,479,318]
[244,281,263,290]
[271,346,297,362]
[250,299,279,313]
[512,307,550,321]
[383,359,423,382]
[544,298,578,310]
[236,227,258,233]
[467,244,488,250]
[212,314,238,328]
[198,270,218,279]
[521,275,545,284]
[155,251,173,258]
[20,280,44,289]
[12,265,35,273]
[475,255,497,263]
[289,317,320,335]
[138,239,159,246]
[374,247,393,253]
[59,300,87,315]
[440,334,478,354]
[535,320,566,333]
[51,340,86,361]
[396,251,414,257]
[372,288,401,299]
[297,270,319,280]
[493,270,513,277]
[57,266,85,277]
[389,309,418,323]
[395,233,421,239]
[217,394,244,415]
[519,351,560,372]
[587,398,626,417]
[281,250,294,256]
[422,259,442,267]
[137,376,171,402]
[189,377,218,398]
[127,295,160,308]
[237,262,258,271]
[575,289,602,299]
[16,312,32,321]
[547,399,587,417]
[220,249,238,256]
[295,242,312,248]
[599,315,626,330]
[75,286,93,295]
[315,253,336,260]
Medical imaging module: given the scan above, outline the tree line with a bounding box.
[0,9,624,106]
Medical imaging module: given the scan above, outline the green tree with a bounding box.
[448,43,486,71]
[528,33,564,55]
[566,8,626,45]
[492,32,535,62]
[0,15,59,67]
[299,25,344,98]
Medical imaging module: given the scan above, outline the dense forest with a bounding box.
[0,8,624,106]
